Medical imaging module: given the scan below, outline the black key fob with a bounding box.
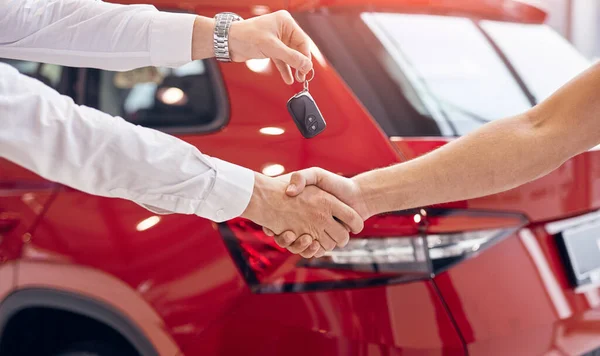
[287,91,327,139]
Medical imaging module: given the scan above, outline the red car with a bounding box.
[1,0,599,355]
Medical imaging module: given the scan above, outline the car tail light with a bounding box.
[220,209,526,293]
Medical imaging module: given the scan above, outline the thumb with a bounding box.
[285,171,308,196]
[285,167,326,196]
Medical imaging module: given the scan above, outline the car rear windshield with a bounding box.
[296,12,591,137]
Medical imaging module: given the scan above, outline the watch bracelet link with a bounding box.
[213,13,241,62]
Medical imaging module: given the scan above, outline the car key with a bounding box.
[286,70,326,138]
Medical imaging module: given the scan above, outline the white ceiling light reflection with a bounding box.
[246,58,271,73]
[159,87,186,105]
[136,216,161,232]
[259,127,285,136]
[262,164,285,177]
[252,5,270,15]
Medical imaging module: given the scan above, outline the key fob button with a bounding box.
[306,115,319,132]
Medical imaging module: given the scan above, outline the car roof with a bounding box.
[139,0,546,23]
[295,0,546,23]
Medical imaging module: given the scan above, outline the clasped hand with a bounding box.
[241,169,373,258]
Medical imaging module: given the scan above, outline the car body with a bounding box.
[1,0,600,355]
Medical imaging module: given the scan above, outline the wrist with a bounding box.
[241,173,264,223]
[191,16,216,60]
[241,173,283,227]
[352,174,381,219]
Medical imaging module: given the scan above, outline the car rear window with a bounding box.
[1,59,69,91]
[362,13,533,136]
[480,20,590,102]
[296,11,590,138]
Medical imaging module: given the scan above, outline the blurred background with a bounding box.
[544,0,600,60]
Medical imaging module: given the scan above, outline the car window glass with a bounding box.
[481,21,591,102]
[96,60,224,131]
[0,59,63,89]
[362,13,532,136]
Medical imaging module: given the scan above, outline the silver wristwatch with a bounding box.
[213,12,243,62]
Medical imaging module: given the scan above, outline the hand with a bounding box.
[241,173,364,255]
[229,11,313,84]
[264,168,373,258]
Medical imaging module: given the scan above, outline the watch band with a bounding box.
[213,12,243,62]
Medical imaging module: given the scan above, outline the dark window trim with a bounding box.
[474,20,538,106]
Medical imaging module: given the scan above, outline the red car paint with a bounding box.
[1,1,599,355]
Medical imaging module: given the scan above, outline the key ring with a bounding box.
[303,68,315,91]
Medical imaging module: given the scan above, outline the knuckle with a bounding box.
[315,212,328,225]
[264,36,279,48]
[317,194,330,209]
[301,235,312,246]
[274,236,287,247]
[275,10,292,20]
[283,231,295,244]
[289,241,303,253]
[301,243,318,258]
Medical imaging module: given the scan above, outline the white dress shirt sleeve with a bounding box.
[0,0,257,222]
[0,63,255,222]
[0,0,197,70]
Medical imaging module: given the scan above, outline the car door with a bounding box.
[0,60,78,283]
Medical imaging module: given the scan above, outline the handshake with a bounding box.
[240,167,374,258]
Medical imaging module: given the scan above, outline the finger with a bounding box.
[274,231,298,248]
[317,231,338,252]
[292,39,311,82]
[325,219,350,248]
[300,240,320,258]
[273,58,293,85]
[314,246,326,258]
[287,20,312,80]
[330,197,364,234]
[286,167,323,196]
[268,40,311,78]
[287,234,313,254]
[263,227,275,236]
[334,217,351,233]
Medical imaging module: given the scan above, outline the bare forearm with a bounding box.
[355,114,562,215]
[356,63,600,216]
[191,16,216,60]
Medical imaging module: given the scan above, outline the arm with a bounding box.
[277,62,600,257]
[0,1,312,82]
[0,63,361,246]
[355,62,600,216]
[1,1,353,249]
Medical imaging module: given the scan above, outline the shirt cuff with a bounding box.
[149,11,198,67]
[195,158,255,222]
